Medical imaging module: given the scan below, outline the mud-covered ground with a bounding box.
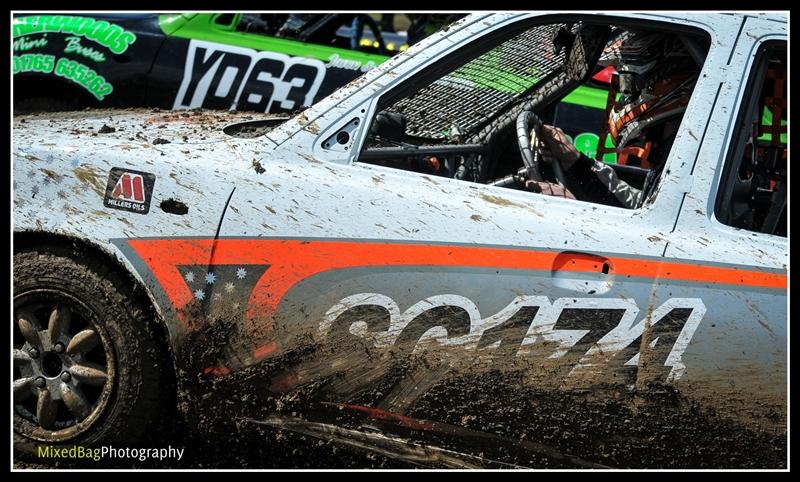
[13,420,413,469]
[13,303,787,469]
[17,369,785,469]
[14,441,411,470]
[14,382,786,470]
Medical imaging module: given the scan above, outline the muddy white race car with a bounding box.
[13,12,787,469]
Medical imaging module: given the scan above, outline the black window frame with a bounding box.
[714,40,786,237]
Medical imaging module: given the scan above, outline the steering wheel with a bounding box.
[350,14,389,56]
[516,109,571,188]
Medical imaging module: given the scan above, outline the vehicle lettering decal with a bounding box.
[12,54,55,74]
[63,36,106,62]
[12,16,137,54]
[104,168,156,214]
[123,238,786,361]
[53,58,113,100]
[13,35,48,52]
[12,53,113,100]
[326,53,377,73]
[173,40,326,113]
[319,293,705,381]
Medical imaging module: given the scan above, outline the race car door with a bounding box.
[213,13,738,399]
[661,16,787,433]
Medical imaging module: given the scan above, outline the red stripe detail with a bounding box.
[132,175,144,202]
[269,372,299,392]
[253,340,278,359]
[121,174,132,199]
[202,366,230,377]
[325,403,435,431]
[592,66,615,84]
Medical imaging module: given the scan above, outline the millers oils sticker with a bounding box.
[104,167,156,214]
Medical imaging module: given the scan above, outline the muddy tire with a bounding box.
[13,245,174,459]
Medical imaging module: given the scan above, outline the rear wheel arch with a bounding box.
[13,230,190,458]
[13,230,179,390]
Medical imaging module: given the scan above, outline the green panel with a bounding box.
[159,13,387,66]
[758,106,788,144]
[602,135,618,164]
[562,85,609,110]
[158,14,189,35]
[573,132,617,164]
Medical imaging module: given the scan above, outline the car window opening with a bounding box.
[357,20,712,210]
[716,45,786,237]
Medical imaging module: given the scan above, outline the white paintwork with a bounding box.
[12,12,786,312]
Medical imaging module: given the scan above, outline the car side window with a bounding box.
[357,19,711,210]
[715,42,786,237]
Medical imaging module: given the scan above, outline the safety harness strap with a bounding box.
[763,64,786,146]
[595,72,619,162]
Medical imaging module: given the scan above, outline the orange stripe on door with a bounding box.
[127,238,787,358]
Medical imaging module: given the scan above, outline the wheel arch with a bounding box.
[13,230,181,391]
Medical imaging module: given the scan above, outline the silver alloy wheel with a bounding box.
[13,289,115,442]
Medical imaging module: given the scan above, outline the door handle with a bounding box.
[550,251,614,294]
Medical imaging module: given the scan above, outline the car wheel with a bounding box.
[13,245,173,458]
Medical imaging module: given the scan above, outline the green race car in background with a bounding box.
[13,13,412,112]
[12,13,645,161]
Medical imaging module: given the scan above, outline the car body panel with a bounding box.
[12,109,260,339]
